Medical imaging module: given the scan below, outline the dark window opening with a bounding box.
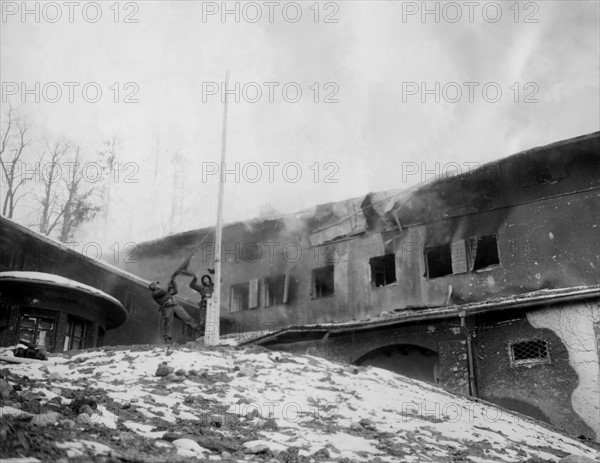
[370,254,397,287]
[472,235,500,271]
[63,317,88,351]
[425,244,453,278]
[312,266,334,298]
[230,282,249,312]
[510,340,549,366]
[18,312,56,349]
[264,275,289,306]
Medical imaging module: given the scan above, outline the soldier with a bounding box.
[189,273,213,308]
[149,278,200,343]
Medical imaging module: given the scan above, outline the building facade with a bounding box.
[123,132,600,440]
[127,132,599,330]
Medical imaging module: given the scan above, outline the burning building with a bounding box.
[124,131,600,439]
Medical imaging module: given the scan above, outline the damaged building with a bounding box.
[125,132,600,440]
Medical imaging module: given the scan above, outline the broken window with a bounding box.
[370,254,397,287]
[510,339,550,366]
[230,282,250,312]
[312,266,334,298]
[470,235,500,271]
[425,244,453,278]
[263,275,289,306]
[63,317,88,351]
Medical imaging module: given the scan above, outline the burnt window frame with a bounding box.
[424,235,501,279]
[470,234,500,272]
[509,339,551,367]
[424,243,453,279]
[369,254,397,288]
[311,265,335,299]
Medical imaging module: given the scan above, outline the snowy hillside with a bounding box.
[1,343,598,462]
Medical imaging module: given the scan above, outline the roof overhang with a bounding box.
[243,285,600,346]
[0,271,128,332]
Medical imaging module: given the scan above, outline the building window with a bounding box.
[230,282,250,312]
[510,339,550,366]
[471,235,500,271]
[63,317,87,351]
[425,244,453,278]
[425,236,497,279]
[18,312,56,349]
[263,275,289,307]
[312,266,334,298]
[370,254,396,287]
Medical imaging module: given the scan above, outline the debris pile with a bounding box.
[0,343,598,462]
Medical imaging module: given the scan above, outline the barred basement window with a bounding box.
[510,339,550,366]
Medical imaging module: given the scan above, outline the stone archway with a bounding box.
[355,344,440,384]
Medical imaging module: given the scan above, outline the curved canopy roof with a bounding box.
[0,271,128,331]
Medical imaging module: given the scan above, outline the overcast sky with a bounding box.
[1,1,599,246]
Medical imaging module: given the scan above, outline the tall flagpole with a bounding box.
[205,70,229,346]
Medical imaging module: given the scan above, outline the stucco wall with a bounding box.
[474,310,594,437]
[527,301,600,440]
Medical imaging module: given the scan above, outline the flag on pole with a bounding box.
[171,251,196,279]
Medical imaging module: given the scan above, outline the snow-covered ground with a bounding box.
[1,343,598,462]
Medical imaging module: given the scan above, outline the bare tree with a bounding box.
[0,106,32,218]
[58,147,104,242]
[98,137,118,223]
[37,139,71,236]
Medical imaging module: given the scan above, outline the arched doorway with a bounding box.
[355,344,440,384]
